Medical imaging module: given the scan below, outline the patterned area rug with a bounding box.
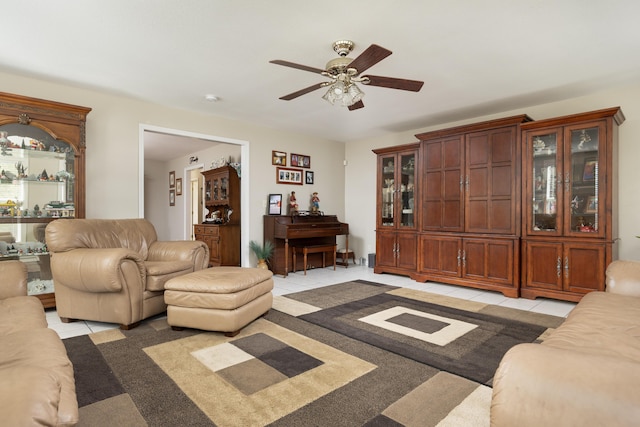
[64,280,564,426]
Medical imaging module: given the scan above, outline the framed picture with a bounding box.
[585,196,598,213]
[175,178,182,196]
[276,167,303,185]
[272,150,287,166]
[169,171,175,188]
[291,153,310,168]
[169,189,175,206]
[305,170,314,185]
[268,194,282,215]
[583,159,597,181]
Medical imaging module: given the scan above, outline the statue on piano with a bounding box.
[310,192,320,214]
[288,191,298,215]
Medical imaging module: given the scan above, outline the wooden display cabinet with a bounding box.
[0,92,90,308]
[195,165,241,266]
[413,115,531,297]
[373,143,419,276]
[520,107,624,301]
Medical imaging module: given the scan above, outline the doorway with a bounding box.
[139,124,250,266]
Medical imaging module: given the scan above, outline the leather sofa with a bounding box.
[0,260,78,426]
[46,218,209,329]
[491,260,640,426]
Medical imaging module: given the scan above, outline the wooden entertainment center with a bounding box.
[374,107,624,302]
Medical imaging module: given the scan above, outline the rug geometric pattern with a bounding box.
[283,281,552,384]
[64,280,565,426]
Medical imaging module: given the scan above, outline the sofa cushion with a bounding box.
[543,291,640,363]
[145,260,194,291]
[0,327,78,426]
[0,366,62,427]
[0,296,47,336]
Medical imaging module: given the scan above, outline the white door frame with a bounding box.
[139,124,250,266]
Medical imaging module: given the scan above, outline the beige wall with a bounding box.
[345,82,640,262]
[3,69,638,267]
[1,70,346,266]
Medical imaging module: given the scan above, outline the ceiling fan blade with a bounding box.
[348,100,365,111]
[363,75,424,92]
[279,83,326,101]
[347,44,392,74]
[269,60,326,75]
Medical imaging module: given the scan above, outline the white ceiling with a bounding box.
[3,0,640,154]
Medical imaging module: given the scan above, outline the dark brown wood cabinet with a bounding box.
[520,107,624,301]
[194,223,240,266]
[413,115,531,297]
[373,143,419,276]
[373,108,623,302]
[0,92,90,308]
[194,165,241,266]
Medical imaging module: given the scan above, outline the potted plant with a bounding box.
[249,240,274,270]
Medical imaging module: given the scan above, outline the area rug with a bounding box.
[63,280,565,426]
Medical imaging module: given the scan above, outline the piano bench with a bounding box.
[337,248,356,267]
[292,244,337,275]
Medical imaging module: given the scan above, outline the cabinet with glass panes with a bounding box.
[520,107,624,302]
[0,92,90,308]
[373,143,419,276]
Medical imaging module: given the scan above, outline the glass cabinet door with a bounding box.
[398,152,416,228]
[212,178,219,201]
[379,155,395,227]
[205,178,212,202]
[0,124,76,299]
[220,177,228,201]
[565,123,605,237]
[378,151,417,229]
[528,130,561,235]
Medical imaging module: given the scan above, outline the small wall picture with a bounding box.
[272,150,287,166]
[268,194,282,215]
[169,171,176,188]
[169,189,176,206]
[176,178,182,196]
[291,153,310,168]
[305,170,314,185]
[583,159,597,181]
[276,167,303,185]
[585,196,598,213]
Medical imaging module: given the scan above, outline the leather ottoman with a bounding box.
[164,267,274,336]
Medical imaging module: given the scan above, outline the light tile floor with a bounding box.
[45,265,576,339]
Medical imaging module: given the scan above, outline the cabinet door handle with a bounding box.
[556,256,561,278]
[457,249,461,266]
[564,256,569,279]
[459,175,464,190]
[565,172,570,192]
[465,175,470,192]
[462,250,466,268]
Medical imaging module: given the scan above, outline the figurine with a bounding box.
[289,191,298,215]
[311,192,320,212]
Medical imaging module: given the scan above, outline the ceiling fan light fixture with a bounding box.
[322,79,364,107]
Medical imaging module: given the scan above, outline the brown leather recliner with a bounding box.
[46,218,210,329]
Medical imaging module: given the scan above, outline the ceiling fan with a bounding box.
[270,40,424,111]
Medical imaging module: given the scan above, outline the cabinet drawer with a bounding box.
[194,225,219,236]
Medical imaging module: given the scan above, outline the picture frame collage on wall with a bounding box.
[270,150,315,215]
[272,150,314,186]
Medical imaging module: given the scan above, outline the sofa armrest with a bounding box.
[148,240,209,270]
[606,260,640,297]
[491,343,640,427]
[0,260,28,300]
[50,248,145,293]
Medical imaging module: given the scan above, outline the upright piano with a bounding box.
[263,215,349,276]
